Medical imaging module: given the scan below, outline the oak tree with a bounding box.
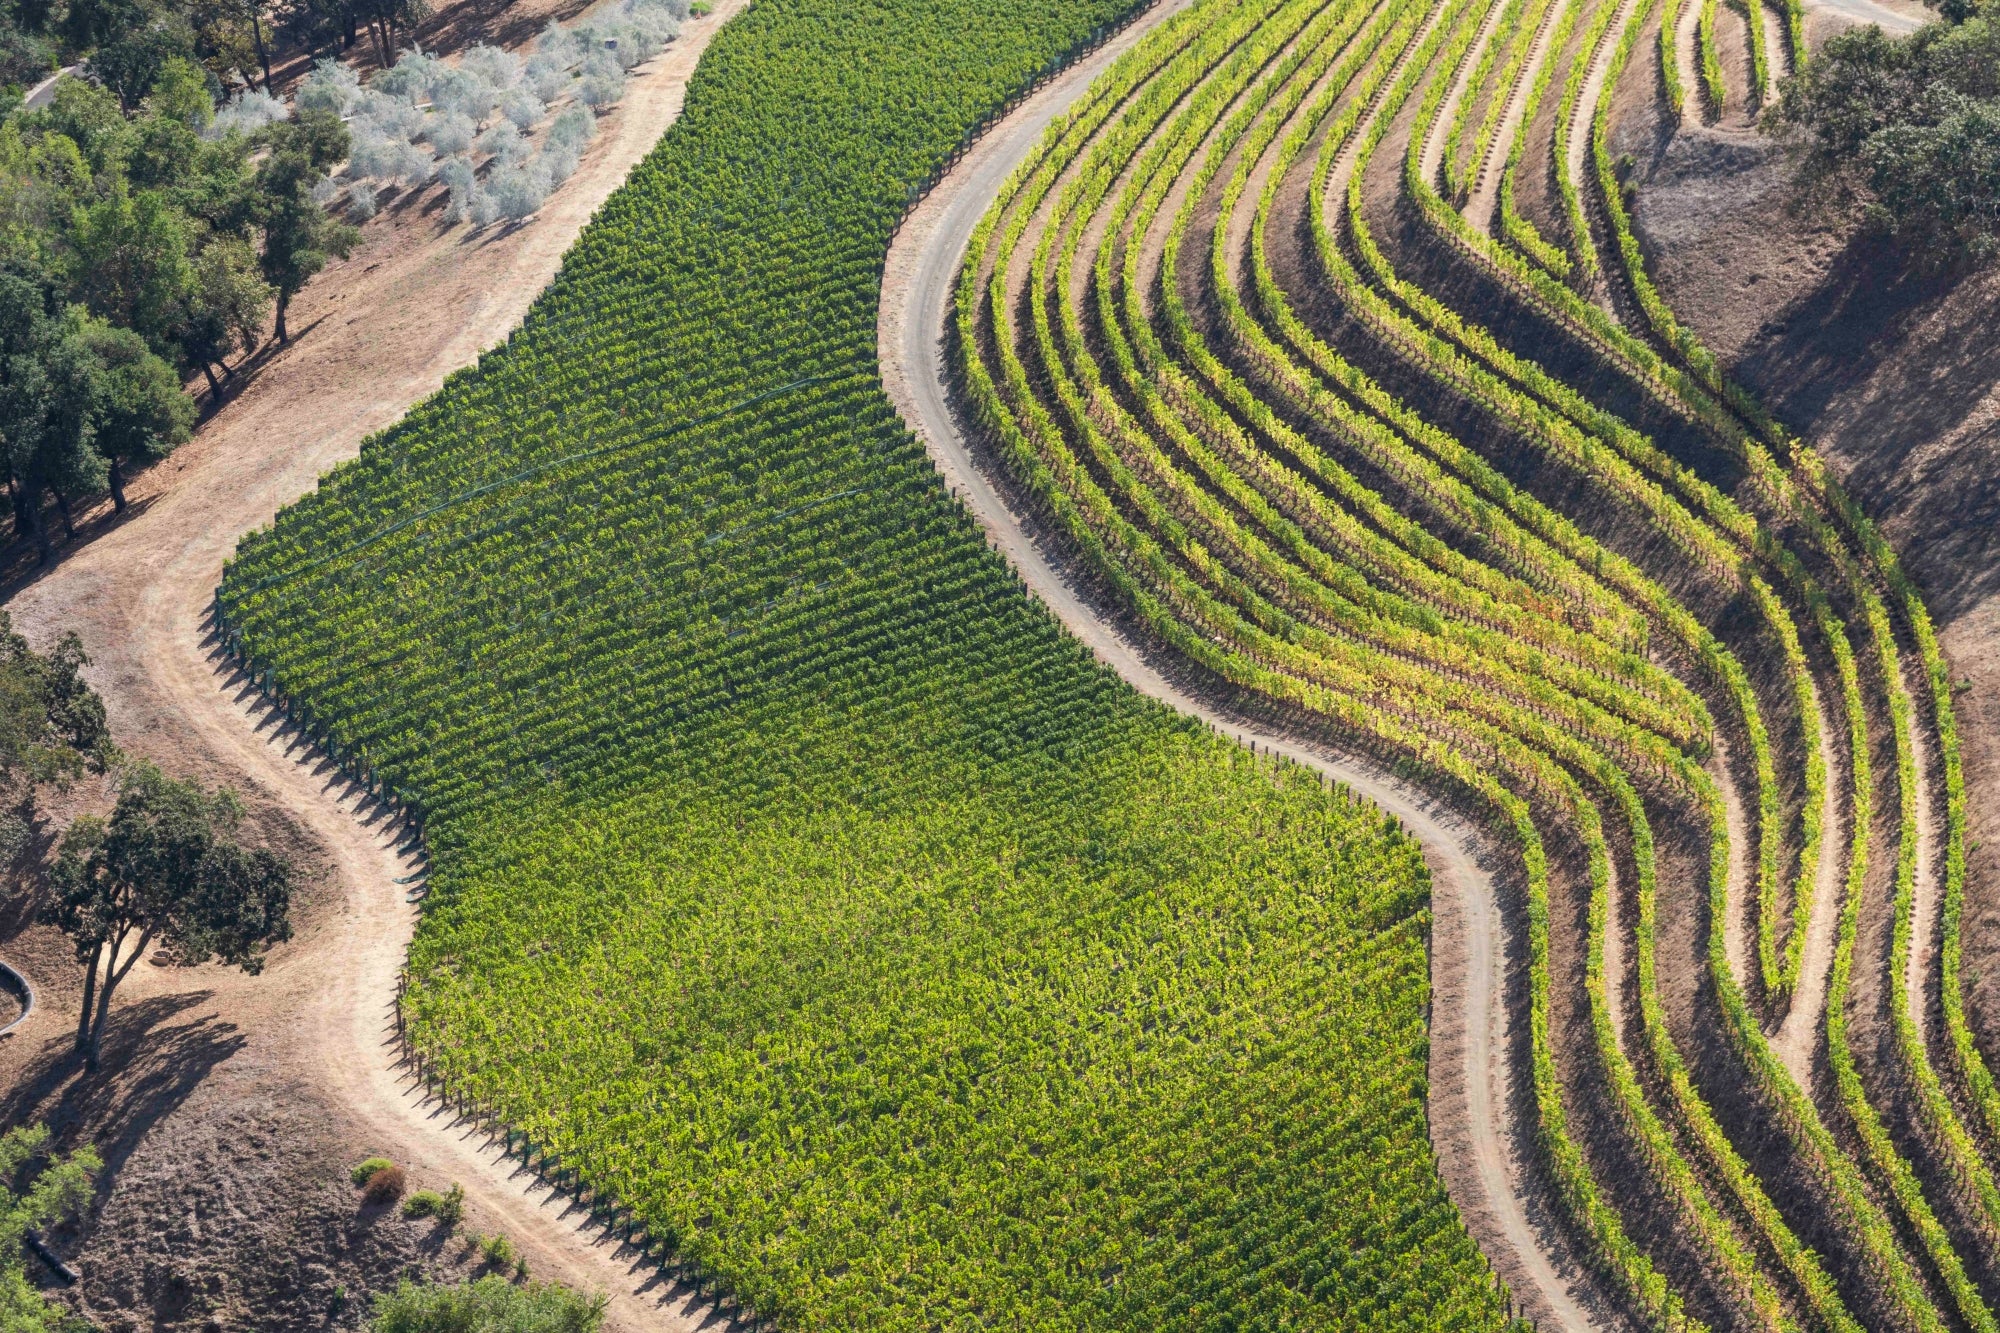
[49,762,293,1068]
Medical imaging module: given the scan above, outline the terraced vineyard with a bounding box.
[952,0,1997,1326]
[213,0,1536,1327]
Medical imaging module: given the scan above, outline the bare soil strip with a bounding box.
[1420,0,1513,187]
[1774,677,1845,1083]
[1906,658,1944,1058]
[1465,0,1574,230]
[3,5,746,1328]
[1566,0,1634,193]
[1676,0,1702,121]
[1763,2,1790,85]
[877,14,1610,1329]
[1712,734,1758,1017]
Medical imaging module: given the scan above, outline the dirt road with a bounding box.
[875,11,1608,1329]
[2,4,745,1327]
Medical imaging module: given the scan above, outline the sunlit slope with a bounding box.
[953,0,1998,1325]
[216,0,1521,1327]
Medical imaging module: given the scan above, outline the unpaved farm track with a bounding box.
[2,4,745,1328]
[877,12,1610,1331]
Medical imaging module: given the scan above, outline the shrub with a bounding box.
[352,88,426,140]
[487,163,551,220]
[459,44,523,90]
[401,1182,465,1227]
[1768,8,2000,267]
[501,88,546,129]
[390,140,437,188]
[370,1276,604,1333]
[524,54,569,102]
[347,129,407,180]
[477,1232,518,1271]
[537,20,582,66]
[423,111,477,156]
[363,1163,407,1205]
[475,120,529,166]
[349,1156,395,1187]
[576,54,625,110]
[296,59,359,118]
[546,106,595,151]
[542,144,581,185]
[207,89,288,139]
[370,50,439,104]
[429,67,498,120]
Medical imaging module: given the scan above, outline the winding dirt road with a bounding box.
[876,10,1608,1330]
[1808,0,1920,31]
[2,5,744,1328]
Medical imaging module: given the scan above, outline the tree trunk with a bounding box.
[108,459,128,512]
[52,490,73,539]
[85,935,119,1070]
[369,15,389,67]
[344,8,358,49]
[200,361,223,403]
[7,478,25,542]
[86,927,150,1071]
[25,486,49,565]
[252,8,273,90]
[74,942,100,1054]
[275,291,291,344]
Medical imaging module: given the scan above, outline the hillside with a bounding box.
[215,0,1522,1326]
[4,0,1991,1318]
[939,0,2000,1322]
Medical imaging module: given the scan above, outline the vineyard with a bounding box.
[211,0,1534,1326]
[950,0,1996,1323]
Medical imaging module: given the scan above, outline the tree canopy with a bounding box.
[0,614,108,778]
[1769,0,2000,266]
[0,609,109,858]
[48,760,293,1067]
[0,608,110,856]
[2,47,354,557]
[0,269,192,554]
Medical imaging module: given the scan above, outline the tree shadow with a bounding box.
[416,0,600,60]
[0,494,163,601]
[0,992,244,1208]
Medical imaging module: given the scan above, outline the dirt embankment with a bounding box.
[0,1,745,1328]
